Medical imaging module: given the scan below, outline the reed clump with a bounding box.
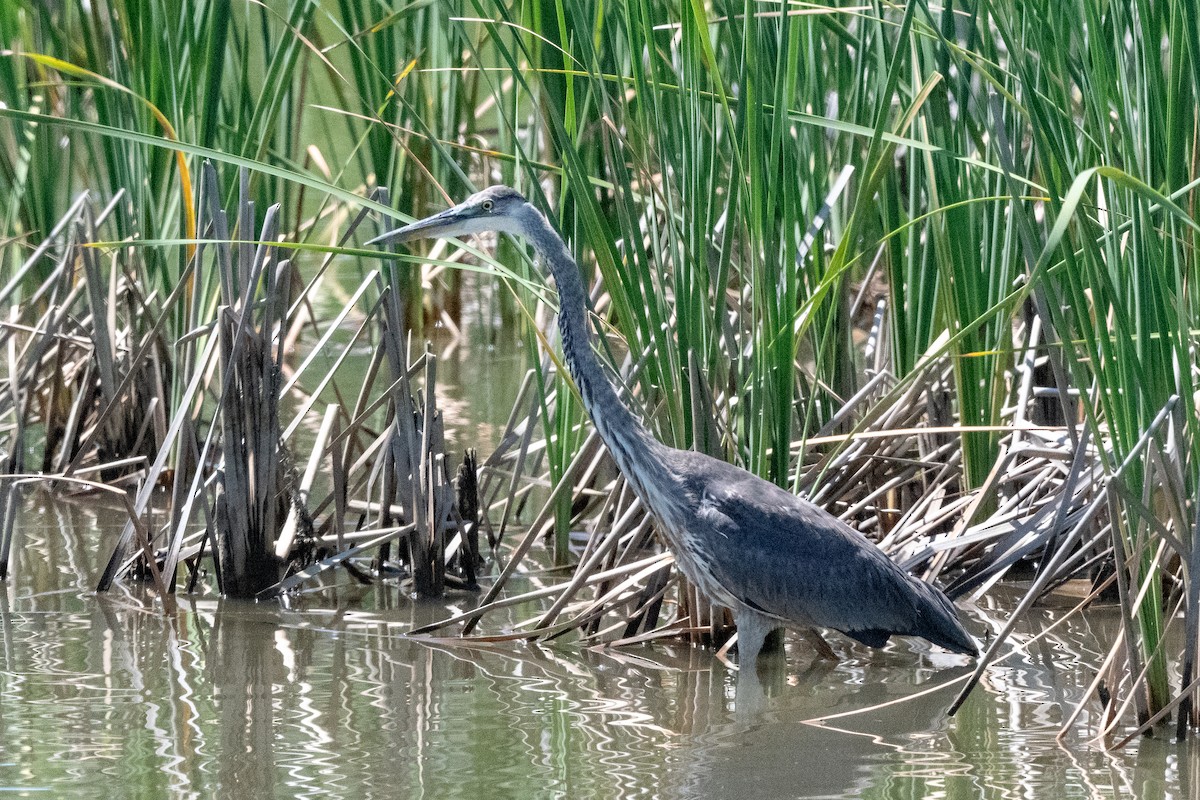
[2,0,1200,744]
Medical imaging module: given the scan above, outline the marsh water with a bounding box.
[2,334,1197,798]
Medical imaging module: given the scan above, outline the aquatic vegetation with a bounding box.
[2,0,1199,744]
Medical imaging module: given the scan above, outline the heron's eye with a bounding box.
[481,200,494,212]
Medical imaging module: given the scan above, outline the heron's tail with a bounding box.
[910,579,978,656]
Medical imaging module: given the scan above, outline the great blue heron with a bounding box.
[370,185,977,668]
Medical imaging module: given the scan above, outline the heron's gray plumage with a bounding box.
[371,185,977,667]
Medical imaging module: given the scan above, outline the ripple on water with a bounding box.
[0,503,1192,799]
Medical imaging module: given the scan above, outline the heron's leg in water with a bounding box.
[731,610,777,668]
[727,615,839,668]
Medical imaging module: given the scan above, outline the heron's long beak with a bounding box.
[367,205,466,246]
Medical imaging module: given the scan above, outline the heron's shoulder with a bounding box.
[663,449,833,524]
[658,449,754,489]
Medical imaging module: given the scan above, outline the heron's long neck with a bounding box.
[522,211,663,489]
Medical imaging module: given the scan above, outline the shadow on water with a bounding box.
[0,496,1195,798]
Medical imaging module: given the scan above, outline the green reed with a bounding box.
[3,0,1200,728]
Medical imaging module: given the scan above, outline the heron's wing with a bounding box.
[689,460,957,645]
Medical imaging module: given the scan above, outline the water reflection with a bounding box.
[0,499,1193,798]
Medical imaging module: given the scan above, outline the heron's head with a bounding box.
[368,185,532,246]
